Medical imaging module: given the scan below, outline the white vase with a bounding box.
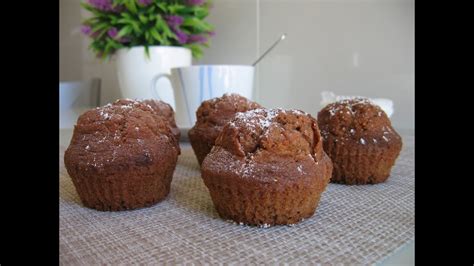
[116,46,192,109]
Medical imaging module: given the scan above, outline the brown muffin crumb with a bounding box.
[64,99,180,211]
[202,108,332,227]
[188,93,261,165]
[317,98,402,184]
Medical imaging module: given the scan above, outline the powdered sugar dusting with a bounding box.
[231,108,309,135]
[360,138,366,145]
[321,130,329,139]
[226,220,245,226]
[145,104,153,111]
[114,131,120,140]
[231,108,279,134]
[100,110,111,120]
[290,109,306,116]
[326,97,372,117]
[226,108,317,182]
[297,165,305,174]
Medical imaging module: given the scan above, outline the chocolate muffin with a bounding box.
[64,99,180,211]
[117,99,180,142]
[317,98,402,185]
[188,93,261,165]
[201,108,333,227]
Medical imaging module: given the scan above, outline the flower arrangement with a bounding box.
[81,0,214,60]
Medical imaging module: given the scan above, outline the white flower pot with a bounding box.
[116,46,192,109]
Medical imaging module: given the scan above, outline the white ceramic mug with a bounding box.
[151,65,255,128]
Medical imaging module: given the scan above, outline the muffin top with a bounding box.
[204,108,330,182]
[317,98,401,145]
[65,99,179,173]
[140,99,180,139]
[194,93,262,128]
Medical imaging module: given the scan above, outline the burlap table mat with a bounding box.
[60,136,414,265]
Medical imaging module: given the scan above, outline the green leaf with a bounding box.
[82,17,99,25]
[144,45,150,59]
[121,12,133,20]
[168,31,178,42]
[182,17,212,32]
[156,3,167,12]
[150,28,164,44]
[182,6,209,19]
[117,25,133,37]
[154,15,166,30]
[117,18,131,24]
[167,4,186,14]
[108,15,119,25]
[95,28,109,39]
[81,3,108,18]
[148,13,156,21]
[130,21,141,34]
[104,41,113,56]
[144,30,151,41]
[111,41,124,49]
[91,22,110,34]
[180,28,191,35]
[139,14,148,24]
[184,43,203,59]
[112,0,127,5]
[148,5,156,14]
[80,3,95,12]
[194,7,209,19]
[125,0,137,14]
[162,25,174,39]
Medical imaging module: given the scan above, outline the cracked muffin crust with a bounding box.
[201,108,333,227]
[317,98,402,184]
[120,98,180,143]
[64,99,180,211]
[188,93,262,165]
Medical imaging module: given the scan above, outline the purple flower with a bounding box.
[88,0,113,11]
[208,31,216,37]
[81,25,92,35]
[108,27,118,38]
[188,34,207,44]
[88,0,123,12]
[186,0,205,6]
[138,0,152,6]
[174,29,189,44]
[165,15,184,28]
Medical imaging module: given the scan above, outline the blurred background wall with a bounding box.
[60,0,414,132]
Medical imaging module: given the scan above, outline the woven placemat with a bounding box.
[60,136,414,265]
